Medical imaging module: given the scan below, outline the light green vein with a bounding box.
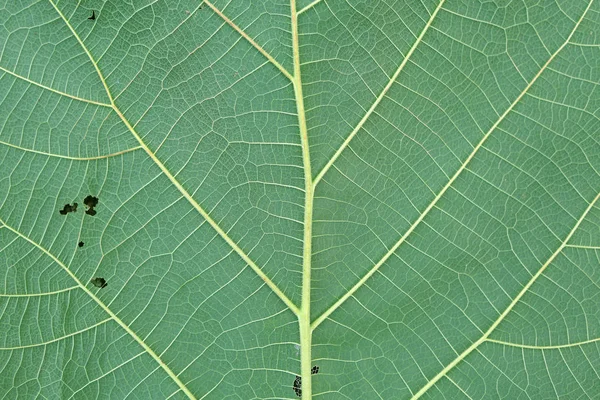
[0,216,195,397]
[411,193,599,399]
[312,0,447,188]
[291,0,314,398]
[297,0,322,15]
[0,65,112,107]
[565,244,600,250]
[110,107,300,316]
[486,337,600,350]
[0,285,79,297]
[0,316,112,350]
[312,0,593,332]
[0,140,142,160]
[203,0,294,81]
[43,1,299,397]
[47,0,299,318]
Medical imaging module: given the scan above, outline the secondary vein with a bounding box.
[311,0,593,333]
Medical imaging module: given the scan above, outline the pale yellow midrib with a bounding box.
[290,0,315,398]
[45,1,301,398]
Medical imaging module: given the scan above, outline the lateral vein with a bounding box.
[486,337,600,350]
[0,218,197,398]
[44,1,302,397]
[411,190,600,399]
[203,0,294,81]
[311,0,593,331]
[0,139,142,161]
[0,65,112,107]
[297,0,322,16]
[47,0,299,317]
[312,0,447,187]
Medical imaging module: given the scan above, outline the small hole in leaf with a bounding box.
[78,241,84,247]
[311,365,319,375]
[59,202,77,215]
[83,195,98,216]
[88,10,95,20]
[83,195,98,208]
[90,277,107,288]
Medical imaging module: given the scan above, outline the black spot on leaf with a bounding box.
[83,195,98,208]
[83,195,98,216]
[293,375,302,397]
[90,277,107,288]
[292,366,319,396]
[59,202,77,215]
[88,10,95,20]
[78,241,84,247]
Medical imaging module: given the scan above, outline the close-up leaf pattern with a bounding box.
[1,0,599,399]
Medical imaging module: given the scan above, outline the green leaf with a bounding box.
[1,0,599,398]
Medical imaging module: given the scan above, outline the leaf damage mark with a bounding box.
[90,277,107,288]
[88,10,95,21]
[78,241,84,247]
[293,375,302,397]
[83,195,98,216]
[59,202,77,215]
[292,366,319,397]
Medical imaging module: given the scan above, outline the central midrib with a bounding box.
[290,0,316,396]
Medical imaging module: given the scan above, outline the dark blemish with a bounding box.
[293,375,302,397]
[292,366,319,396]
[83,195,98,208]
[59,202,77,215]
[83,195,98,216]
[90,277,107,288]
[78,241,84,247]
[88,10,96,20]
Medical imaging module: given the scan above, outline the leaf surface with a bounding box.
[1,0,600,399]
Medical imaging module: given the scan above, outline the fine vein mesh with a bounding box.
[1,0,599,399]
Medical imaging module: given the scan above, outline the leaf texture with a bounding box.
[1,0,600,399]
